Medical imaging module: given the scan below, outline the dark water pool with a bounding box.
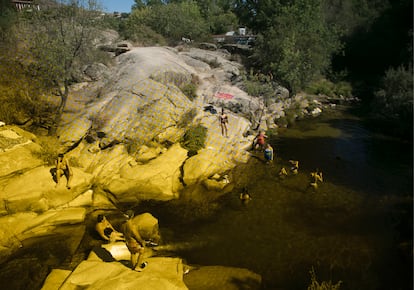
[0,106,411,290]
[138,106,413,289]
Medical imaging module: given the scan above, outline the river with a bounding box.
[0,105,411,290]
[138,105,413,289]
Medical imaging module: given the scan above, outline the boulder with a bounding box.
[183,149,233,186]
[0,166,93,213]
[44,258,188,290]
[83,63,110,81]
[40,269,72,290]
[0,208,86,264]
[0,126,43,177]
[105,144,188,202]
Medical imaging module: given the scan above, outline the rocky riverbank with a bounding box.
[0,37,345,289]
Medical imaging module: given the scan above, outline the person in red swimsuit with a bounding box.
[253,131,267,150]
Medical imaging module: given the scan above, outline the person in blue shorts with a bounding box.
[264,143,274,163]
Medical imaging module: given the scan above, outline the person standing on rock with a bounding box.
[55,153,72,189]
[121,210,147,271]
[253,131,267,150]
[264,143,274,163]
[219,108,229,137]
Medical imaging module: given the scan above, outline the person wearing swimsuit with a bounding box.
[95,215,125,243]
[219,108,229,137]
[264,143,274,163]
[55,153,73,189]
[253,131,267,150]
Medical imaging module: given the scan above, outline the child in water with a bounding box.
[264,143,274,163]
[309,170,323,189]
[289,160,299,175]
[239,187,252,205]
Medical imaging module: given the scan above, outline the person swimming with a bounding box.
[309,170,323,189]
[279,167,288,178]
[239,187,252,205]
[289,160,299,175]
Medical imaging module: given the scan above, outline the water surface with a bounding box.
[140,106,413,289]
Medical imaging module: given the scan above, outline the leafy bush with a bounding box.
[373,65,413,120]
[179,74,199,101]
[177,108,197,128]
[243,70,277,104]
[181,83,198,100]
[121,22,167,46]
[0,58,50,125]
[180,124,207,156]
[32,136,61,166]
[307,267,342,290]
[127,2,209,43]
[306,79,353,98]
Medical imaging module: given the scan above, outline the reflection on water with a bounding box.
[141,106,412,289]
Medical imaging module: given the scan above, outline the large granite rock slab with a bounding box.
[0,166,93,213]
[105,144,187,201]
[43,258,188,290]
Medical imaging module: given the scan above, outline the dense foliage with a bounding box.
[0,0,412,138]
[180,124,207,156]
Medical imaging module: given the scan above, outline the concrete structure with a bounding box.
[11,0,40,11]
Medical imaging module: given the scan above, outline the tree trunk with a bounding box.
[49,85,69,136]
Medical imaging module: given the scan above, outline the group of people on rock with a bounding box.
[95,210,150,272]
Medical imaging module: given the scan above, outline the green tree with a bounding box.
[0,0,17,43]
[129,1,208,41]
[195,0,238,34]
[373,65,413,123]
[19,0,106,132]
[252,0,342,93]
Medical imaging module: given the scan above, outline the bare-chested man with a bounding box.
[55,153,73,189]
[121,210,147,271]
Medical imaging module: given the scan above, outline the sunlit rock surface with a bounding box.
[0,126,42,176]
[0,208,86,264]
[1,166,93,213]
[105,143,188,201]
[42,255,188,290]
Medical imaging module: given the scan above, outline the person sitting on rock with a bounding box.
[253,131,267,150]
[55,153,73,189]
[121,210,147,271]
[289,160,299,175]
[95,214,125,243]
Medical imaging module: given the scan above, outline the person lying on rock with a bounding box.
[55,153,73,189]
[95,214,125,243]
[121,210,147,271]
